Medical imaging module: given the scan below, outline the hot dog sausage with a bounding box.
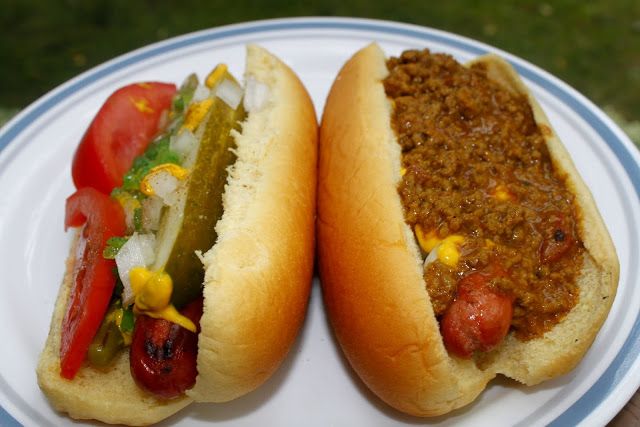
[441,272,513,358]
[130,297,203,398]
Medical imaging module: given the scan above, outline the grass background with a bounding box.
[1,0,638,144]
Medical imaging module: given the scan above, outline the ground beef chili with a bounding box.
[383,49,583,344]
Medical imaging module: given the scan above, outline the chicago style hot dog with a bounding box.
[37,45,317,425]
[318,43,619,416]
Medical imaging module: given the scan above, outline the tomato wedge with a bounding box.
[72,82,176,194]
[61,188,126,379]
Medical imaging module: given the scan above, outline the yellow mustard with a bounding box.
[129,267,197,332]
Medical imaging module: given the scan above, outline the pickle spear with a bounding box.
[153,75,246,308]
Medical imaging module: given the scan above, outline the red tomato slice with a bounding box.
[71,82,176,194]
[60,188,126,379]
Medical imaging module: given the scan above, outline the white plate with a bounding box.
[1,17,639,427]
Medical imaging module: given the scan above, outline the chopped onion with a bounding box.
[423,243,440,268]
[117,195,140,232]
[166,185,186,208]
[243,77,270,113]
[170,129,198,161]
[192,84,210,102]
[142,195,164,231]
[116,233,156,305]
[146,171,183,206]
[215,78,243,109]
[121,203,136,231]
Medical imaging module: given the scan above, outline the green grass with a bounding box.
[1,0,638,142]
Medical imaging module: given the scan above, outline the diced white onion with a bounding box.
[215,78,243,109]
[243,77,270,113]
[142,196,164,232]
[423,243,440,268]
[122,203,136,232]
[116,233,157,305]
[168,186,187,210]
[170,129,198,161]
[117,196,139,232]
[192,84,210,102]
[146,171,182,206]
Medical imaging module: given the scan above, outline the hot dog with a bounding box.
[318,43,619,416]
[37,45,317,425]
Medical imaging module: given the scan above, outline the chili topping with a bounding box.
[383,49,583,349]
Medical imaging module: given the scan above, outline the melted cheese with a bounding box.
[437,235,464,267]
[492,184,515,201]
[414,224,441,253]
[422,234,465,269]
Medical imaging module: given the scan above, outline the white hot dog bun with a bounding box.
[37,44,317,425]
[318,43,619,416]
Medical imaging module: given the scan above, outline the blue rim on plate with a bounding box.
[1,17,638,426]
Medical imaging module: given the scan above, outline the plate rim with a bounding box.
[1,16,638,427]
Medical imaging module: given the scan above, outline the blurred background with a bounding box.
[0,0,638,145]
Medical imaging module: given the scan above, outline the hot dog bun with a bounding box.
[37,44,317,425]
[317,43,619,416]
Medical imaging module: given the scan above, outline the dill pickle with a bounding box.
[153,74,246,308]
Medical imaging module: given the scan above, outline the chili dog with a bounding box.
[318,43,619,416]
[37,45,317,425]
